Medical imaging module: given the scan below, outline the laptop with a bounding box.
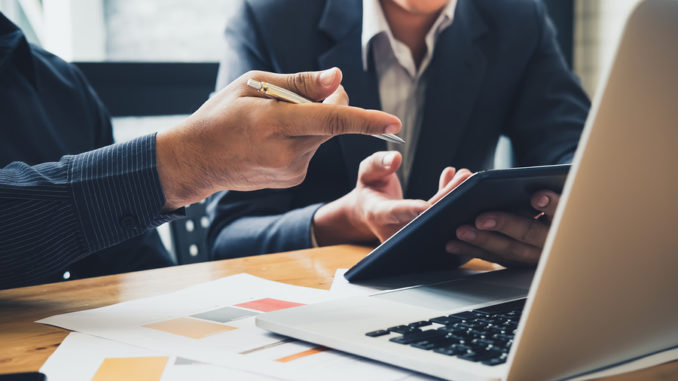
[256,1,678,380]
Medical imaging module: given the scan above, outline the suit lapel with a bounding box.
[405,0,488,200]
[318,0,386,185]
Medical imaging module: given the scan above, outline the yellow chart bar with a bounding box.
[91,356,169,381]
[143,317,236,339]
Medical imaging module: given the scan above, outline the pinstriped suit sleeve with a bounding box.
[0,134,181,289]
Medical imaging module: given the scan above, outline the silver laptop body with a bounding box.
[256,1,678,379]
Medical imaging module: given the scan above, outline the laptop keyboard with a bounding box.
[365,298,525,366]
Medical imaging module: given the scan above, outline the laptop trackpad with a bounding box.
[372,270,531,312]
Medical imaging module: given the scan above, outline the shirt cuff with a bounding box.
[66,133,183,252]
[309,221,320,248]
[309,203,327,248]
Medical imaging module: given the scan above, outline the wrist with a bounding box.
[312,191,375,246]
[156,128,210,211]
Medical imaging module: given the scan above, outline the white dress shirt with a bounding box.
[361,0,457,187]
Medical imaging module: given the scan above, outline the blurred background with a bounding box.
[0,0,643,159]
[0,0,642,96]
[0,0,644,143]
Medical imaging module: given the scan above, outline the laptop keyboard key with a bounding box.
[389,329,447,345]
[386,299,525,366]
[388,325,420,334]
[365,329,390,337]
[434,346,466,356]
[430,316,453,325]
[482,357,508,366]
[411,334,465,350]
[408,320,432,329]
[450,311,476,320]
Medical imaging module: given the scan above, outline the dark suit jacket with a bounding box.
[208,0,590,259]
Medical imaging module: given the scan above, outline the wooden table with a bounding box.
[0,244,676,380]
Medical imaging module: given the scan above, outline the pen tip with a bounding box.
[247,79,262,90]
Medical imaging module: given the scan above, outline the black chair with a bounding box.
[75,61,219,265]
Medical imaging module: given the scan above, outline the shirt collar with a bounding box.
[0,12,36,86]
[361,0,457,73]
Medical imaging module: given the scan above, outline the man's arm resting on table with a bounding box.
[208,191,323,259]
[0,134,182,289]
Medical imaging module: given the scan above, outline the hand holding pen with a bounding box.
[157,68,401,210]
[247,73,405,145]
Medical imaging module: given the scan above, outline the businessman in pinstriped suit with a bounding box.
[0,13,399,289]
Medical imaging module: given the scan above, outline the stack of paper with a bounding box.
[38,272,678,381]
[39,273,432,381]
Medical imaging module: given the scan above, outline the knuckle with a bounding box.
[521,222,539,244]
[507,241,532,261]
[282,148,297,168]
[364,208,379,225]
[359,153,379,174]
[287,73,311,97]
[336,85,349,104]
[325,111,343,136]
[291,169,308,186]
[243,70,263,86]
[358,160,369,177]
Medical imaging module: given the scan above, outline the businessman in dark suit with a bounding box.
[209,0,590,266]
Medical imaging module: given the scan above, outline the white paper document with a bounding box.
[38,274,431,381]
[41,332,276,381]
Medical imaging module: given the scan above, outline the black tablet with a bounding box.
[344,164,571,282]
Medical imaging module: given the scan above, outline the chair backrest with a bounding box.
[75,61,218,265]
[168,200,211,264]
[74,62,218,116]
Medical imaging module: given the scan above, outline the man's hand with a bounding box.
[445,190,561,267]
[312,152,472,245]
[155,68,401,211]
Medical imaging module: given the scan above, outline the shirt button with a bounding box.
[63,271,71,280]
[119,214,139,230]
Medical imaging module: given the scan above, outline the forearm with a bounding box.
[210,203,323,259]
[0,134,182,289]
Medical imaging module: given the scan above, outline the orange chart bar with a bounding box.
[91,356,169,381]
[236,298,305,312]
[275,347,328,363]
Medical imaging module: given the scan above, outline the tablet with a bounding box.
[344,164,571,282]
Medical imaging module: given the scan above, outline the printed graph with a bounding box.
[91,356,169,381]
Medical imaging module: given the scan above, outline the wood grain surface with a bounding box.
[0,244,674,379]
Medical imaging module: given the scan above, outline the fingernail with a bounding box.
[319,68,337,87]
[536,195,550,208]
[446,242,461,254]
[457,227,476,241]
[383,152,397,169]
[478,218,496,230]
[385,124,400,134]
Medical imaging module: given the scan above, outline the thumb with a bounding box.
[251,68,343,102]
[358,151,402,184]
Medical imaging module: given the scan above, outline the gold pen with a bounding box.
[247,79,405,144]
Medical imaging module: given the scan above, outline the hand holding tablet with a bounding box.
[345,164,571,282]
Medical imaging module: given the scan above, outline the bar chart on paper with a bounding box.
[38,274,430,381]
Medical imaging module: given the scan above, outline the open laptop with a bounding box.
[256,1,678,380]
